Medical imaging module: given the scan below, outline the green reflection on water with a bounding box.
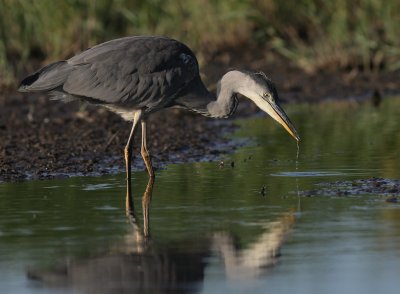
[234,98,400,177]
[1,98,400,293]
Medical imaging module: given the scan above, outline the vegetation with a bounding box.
[0,0,399,88]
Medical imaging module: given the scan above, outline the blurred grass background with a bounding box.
[0,0,399,89]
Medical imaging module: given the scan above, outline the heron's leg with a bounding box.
[124,111,142,209]
[140,120,155,178]
[126,176,155,251]
[142,176,154,238]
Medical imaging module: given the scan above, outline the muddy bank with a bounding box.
[0,93,241,182]
[1,53,400,182]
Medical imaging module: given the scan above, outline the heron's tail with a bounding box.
[18,61,72,92]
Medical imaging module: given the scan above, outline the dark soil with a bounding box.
[302,177,400,199]
[1,52,400,182]
[0,94,238,182]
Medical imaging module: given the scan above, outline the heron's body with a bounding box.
[19,36,300,201]
[19,36,212,119]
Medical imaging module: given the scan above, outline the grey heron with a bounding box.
[18,36,300,199]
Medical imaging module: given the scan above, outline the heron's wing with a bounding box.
[64,37,199,108]
[18,61,72,92]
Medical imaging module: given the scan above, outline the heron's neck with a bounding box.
[176,70,245,118]
[206,71,245,118]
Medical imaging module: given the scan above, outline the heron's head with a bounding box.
[232,70,300,142]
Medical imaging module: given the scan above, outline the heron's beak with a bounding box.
[256,97,300,142]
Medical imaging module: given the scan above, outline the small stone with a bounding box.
[386,197,398,203]
[260,185,267,196]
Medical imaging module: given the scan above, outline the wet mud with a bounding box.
[1,53,400,182]
[302,177,400,201]
[0,94,239,182]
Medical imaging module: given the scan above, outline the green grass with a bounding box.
[258,0,400,73]
[0,0,399,89]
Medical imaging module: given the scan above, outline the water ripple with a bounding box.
[271,169,377,177]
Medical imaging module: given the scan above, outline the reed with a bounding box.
[0,0,399,88]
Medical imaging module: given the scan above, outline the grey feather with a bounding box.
[18,61,72,92]
[19,36,199,113]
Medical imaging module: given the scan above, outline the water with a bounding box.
[1,98,400,293]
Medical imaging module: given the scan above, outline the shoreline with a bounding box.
[0,96,241,182]
[1,57,399,182]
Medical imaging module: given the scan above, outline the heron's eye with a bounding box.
[263,92,273,101]
[263,92,275,103]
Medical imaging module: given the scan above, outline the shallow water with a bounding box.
[1,98,400,293]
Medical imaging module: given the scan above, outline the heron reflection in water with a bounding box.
[19,36,300,201]
[28,179,296,292]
